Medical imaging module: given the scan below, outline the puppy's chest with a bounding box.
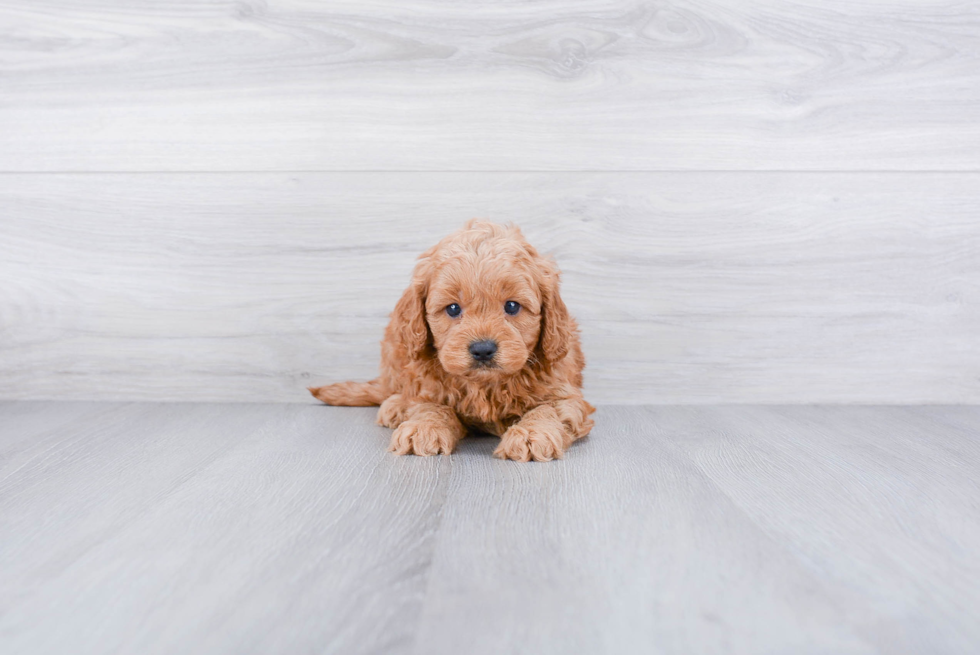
[450,390,530,436]
[457,414,519,437]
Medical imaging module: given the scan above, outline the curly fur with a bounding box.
[310,220,595,461]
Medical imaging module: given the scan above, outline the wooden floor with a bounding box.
[2,402,978,654]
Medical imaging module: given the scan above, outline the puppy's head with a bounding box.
[392,220,571,379]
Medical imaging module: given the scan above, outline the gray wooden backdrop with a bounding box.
[2,0,978,404]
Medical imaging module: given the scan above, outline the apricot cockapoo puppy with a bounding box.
[309,220,595,462]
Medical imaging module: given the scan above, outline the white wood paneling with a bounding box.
[2,1,977,403]
[2,172,977,404]
[1,0,978,171]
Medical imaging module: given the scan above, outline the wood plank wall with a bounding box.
[1,1,978,404]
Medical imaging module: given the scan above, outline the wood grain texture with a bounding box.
[0,402,447,654]
[2,172,978,404]
[1,0,978,171]
[1,402,978,654]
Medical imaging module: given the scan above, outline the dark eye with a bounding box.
[446,303,462,318]
[504,301,521,316]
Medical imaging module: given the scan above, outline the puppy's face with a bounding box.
[424,251,542,378]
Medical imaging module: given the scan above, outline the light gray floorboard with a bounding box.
[1,402,978,654]
[1,0,978,171]
[3,172,978,405]
[656,406,980,654]
[0,402,124,469]
[0,403,447,655]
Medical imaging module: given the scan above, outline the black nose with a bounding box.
[468,340,498,361]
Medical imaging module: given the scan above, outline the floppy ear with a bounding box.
[538,259,572,363]
[389,257,432,360]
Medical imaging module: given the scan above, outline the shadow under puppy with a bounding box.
[310,220,595,461]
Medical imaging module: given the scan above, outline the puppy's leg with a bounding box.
[377,394,411,428]
[494,397,594,462]
[551,396,596,442]
[388,402,465,456]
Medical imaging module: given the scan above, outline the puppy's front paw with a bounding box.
[389,420,457,456]
[494,424,565,462]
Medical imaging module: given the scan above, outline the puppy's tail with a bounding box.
[308,378,385,406]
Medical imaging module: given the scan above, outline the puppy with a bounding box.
[309,220,595,461]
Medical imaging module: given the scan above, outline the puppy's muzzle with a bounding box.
[468,339,498,364]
